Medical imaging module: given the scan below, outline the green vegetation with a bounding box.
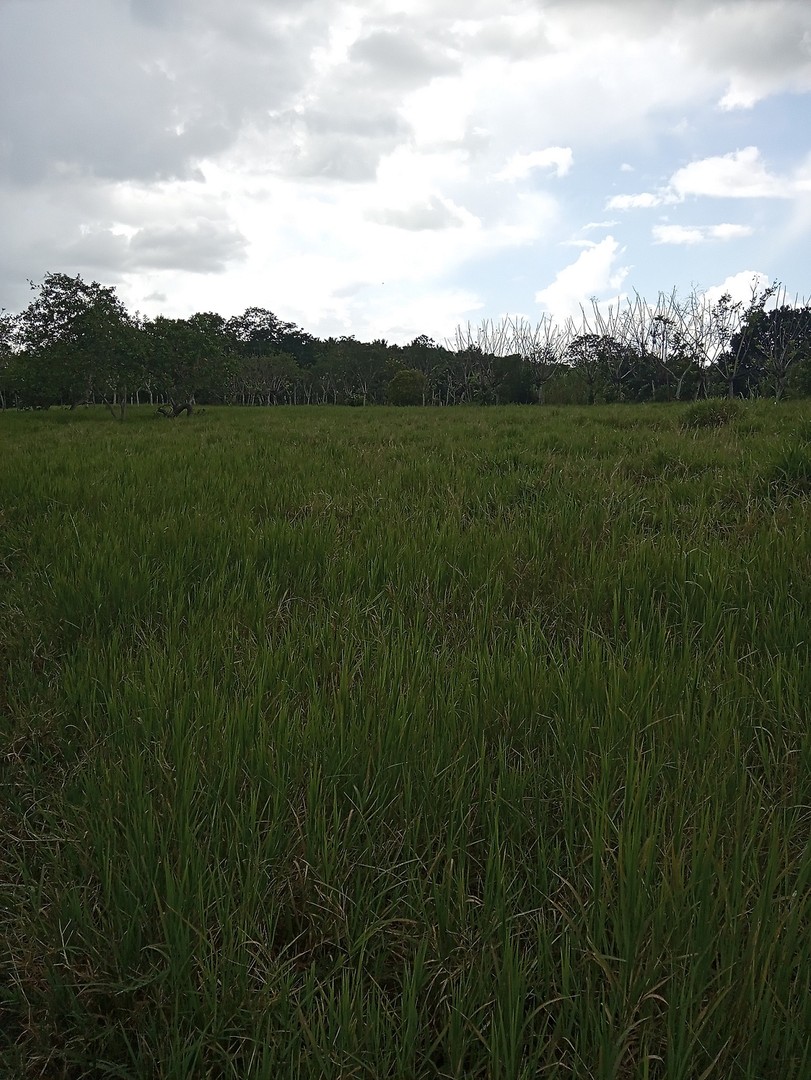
[387,368,427,405]
[2,274,810,411]
[2,403,810,1078]
[678,398,743,430]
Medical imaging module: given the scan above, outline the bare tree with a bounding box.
[508,314,570,403]
[621,289,697,401]
[452,315,570,403]
[579,297,636,400]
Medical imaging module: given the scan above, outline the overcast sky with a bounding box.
[1,0,809,342]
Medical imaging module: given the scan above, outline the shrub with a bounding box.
[387,368,426,406]
[679,397,743,430]
[765,444,811,497]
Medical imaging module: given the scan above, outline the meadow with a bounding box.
[1,402,810,1079]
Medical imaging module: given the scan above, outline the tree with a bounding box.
[621,289,692,401]
[491,354,534,403]
[387,368,426,405]
[0,311,16,409]
[146,314,231,415]
[566,333,608,405]
[398,335,456,405]
[705,285,766,399]
[226,307,314,365]
[731,287,811,400]
[243,352,301,404]
[16,272,134,409]
[579,299,637,402]
[510,315,569,404]
[650,299,690,400]
[88,312,149,419]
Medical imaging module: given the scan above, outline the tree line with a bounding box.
[1,272,810,415]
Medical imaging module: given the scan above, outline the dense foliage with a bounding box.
[1,274,810,413]
[2,404,810,1077]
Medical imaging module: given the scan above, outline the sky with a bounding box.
[1,0,810,344]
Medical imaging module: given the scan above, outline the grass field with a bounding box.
[2,403,810,1079]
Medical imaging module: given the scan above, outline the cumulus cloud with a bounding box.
[608,147,805,211]
[535,236,630,320]
[546,0,811,109]
[0,0,323,186]
[653,222,754,244]
[670,146,791,199]
[348,29,460,85]
[495,147,573,181]
[1,0,809,336]
[702,269,771,308]
[703,4,811,108]
[128,221,248,271]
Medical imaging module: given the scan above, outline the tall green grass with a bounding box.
[2,403,810,1078]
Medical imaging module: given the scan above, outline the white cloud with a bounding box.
[670,146,790,199]
[609,147,806,213]
[607,192,666,210]
[652,224,705,245]
[112,150,559,341]
[708,222,755,241]
[534,235,630,320]
[718,86,761,111]
[702,270,771,309]
[653,222,754,245]
[1,0,810,337]
[495,146,573,181]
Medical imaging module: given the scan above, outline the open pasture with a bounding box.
[2,403,810,1078]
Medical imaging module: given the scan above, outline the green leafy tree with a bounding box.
[147,314,231,415]
[707,288,761,399]
[89,311,149,420]
[731,289,811,400]
[492,354,534,403]
[16,272,133,409]
[399,336,455,404]
[566,333,608,405]
[0,310,16,409]
[227,307,315,365]
[241,352,301,404]
[387,367,426,405]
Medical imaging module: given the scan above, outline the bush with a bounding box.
[679,397,743,430]
[387,368,426,406]
[765,444,811,497]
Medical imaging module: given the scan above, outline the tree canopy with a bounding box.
[2,273,810,414]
